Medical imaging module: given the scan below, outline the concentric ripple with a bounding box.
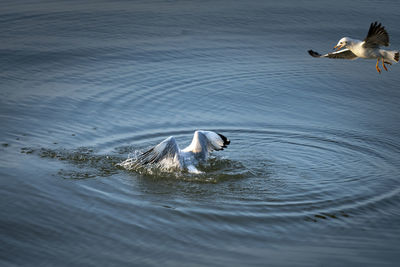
[214,127,400,224]
[2,0,400,265]
[32,124,400,227]
[112,126,400,225]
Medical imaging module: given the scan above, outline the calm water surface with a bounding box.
[1,0,400,266]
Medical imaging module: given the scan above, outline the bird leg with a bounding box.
[382,58,388,71]
[376,59,381,73]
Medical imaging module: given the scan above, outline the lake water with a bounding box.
[1,0,400,266]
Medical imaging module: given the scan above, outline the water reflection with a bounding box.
[1,0,400,266]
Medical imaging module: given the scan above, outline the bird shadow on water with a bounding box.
[21,146,251,183]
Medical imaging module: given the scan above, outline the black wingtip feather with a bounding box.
[395,52,399,62]
[217,133,230,147]
[308,50,322,58]
[365,21,389,46]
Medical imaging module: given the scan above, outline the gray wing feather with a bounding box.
[136,136,180,165]
[308,49,358,60]
[363,21,389,48]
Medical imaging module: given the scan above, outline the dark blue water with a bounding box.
[1,0,400,266]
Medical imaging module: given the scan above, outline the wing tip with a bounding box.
[369,21,381,32]
[366,21,389,46]
[308,50,322,58]
[217,133,230,148]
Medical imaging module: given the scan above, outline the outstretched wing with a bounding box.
[363,21,389,48]
[308,49,358,60]
[182,130,230,160]
[136,136,180,165]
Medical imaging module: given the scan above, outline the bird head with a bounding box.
[334,37,350,51]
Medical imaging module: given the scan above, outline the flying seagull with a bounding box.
[308,22,399,73]
[119,130,230,174]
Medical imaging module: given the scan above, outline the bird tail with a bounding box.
[384,50,399,63]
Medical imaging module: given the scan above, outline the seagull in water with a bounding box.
[308,22,399,73]
[120,130,230,174]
